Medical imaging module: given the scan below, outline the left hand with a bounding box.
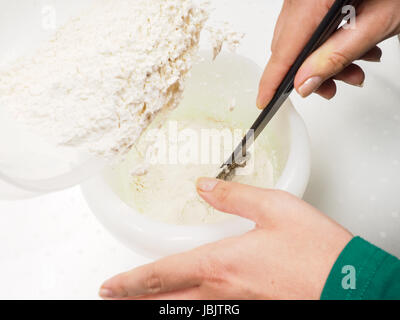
[99,178,352,300]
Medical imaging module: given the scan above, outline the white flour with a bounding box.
[207,23,244,60]
[0,0,244,161]
[0,0,209,159]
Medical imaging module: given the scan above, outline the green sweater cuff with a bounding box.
[321,236,400,300]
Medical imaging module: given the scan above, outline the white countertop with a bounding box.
[0,0,399,299]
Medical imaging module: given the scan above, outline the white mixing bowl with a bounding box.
[81,53,311,259]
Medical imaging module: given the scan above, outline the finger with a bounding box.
[256,0,335,109]
[196,177,283,227]
[99,252,203,299]
[314,78,337,100]
[313,64,364,99]
[359,46,382,62]
[333,63,365,86]
[256,56,292,109]
[295,9,387,98]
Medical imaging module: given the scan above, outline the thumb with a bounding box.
[196,177,280,227]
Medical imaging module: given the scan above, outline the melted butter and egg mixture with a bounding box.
[106,117,277,226]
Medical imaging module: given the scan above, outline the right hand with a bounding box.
[257,0,400,108]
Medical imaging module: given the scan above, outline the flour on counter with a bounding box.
[0,0,210,159]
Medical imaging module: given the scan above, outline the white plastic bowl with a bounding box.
[81,53,311,259]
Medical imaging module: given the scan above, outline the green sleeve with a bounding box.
[321,236,400,300]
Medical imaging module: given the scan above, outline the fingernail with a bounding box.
[256,97,264,109]
[298,76,323,97]
[99,288,115,299]
[197,178,219,192]
[356,81,364,88]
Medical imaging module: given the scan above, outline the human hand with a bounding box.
[257,0,400,107]
[99,178,353,300]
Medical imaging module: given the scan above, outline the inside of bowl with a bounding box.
[102,52,292,225]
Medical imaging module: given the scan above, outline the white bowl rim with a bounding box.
[80,100,311,257]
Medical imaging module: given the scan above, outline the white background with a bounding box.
[0,0,399,299]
